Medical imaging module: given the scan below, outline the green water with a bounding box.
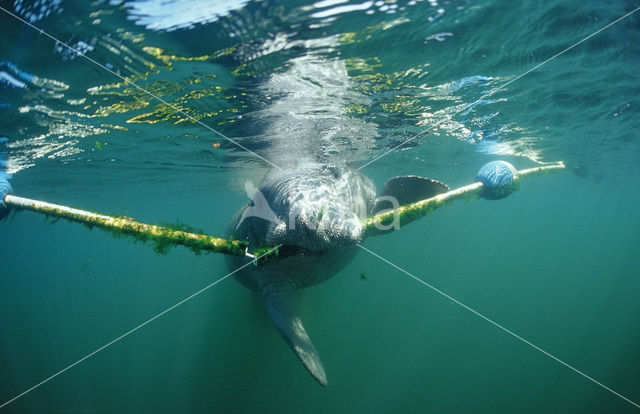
[1,0,640,412]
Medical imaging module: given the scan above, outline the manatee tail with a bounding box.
[264,290,328,386]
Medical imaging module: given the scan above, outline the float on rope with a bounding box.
[361,161,565,236]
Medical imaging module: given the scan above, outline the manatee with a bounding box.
[222,49,452,386]
[226,163,448,386]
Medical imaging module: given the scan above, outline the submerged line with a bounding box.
[357,5,640,171]
[0,6,282,171]
[357,244,640,410]
[0,246,281,410]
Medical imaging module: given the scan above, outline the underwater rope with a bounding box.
[3,194,249,258]
[362,161,566,236]
[1,161,564,263]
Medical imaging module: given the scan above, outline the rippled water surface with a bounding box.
[1,0,639,412]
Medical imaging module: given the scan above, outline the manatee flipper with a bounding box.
[372,175,449,213]
[264,289,328,386]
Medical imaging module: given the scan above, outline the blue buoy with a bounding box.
[475,160,519,199]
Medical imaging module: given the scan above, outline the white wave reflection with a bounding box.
[0,61,69,93]
[8,134,80,173]
[119,0,249,31]
[249,54,377,167]
[414,75,544,163]
[237,33,340,62]
[475,136,543,163]
[7,107,106,174]
[310,1,373,19]
[14,0,62,23]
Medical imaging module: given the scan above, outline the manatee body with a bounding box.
[225,37,452,387]
[227,162,448,386]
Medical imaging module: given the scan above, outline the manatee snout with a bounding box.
[266,200,362,251]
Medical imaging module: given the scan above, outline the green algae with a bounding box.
[252,245,281,265]
[362,185,483,237]
[362,162,565,237]
[99,216,248,257]
[479,179,521,200]
[10,200,248,257]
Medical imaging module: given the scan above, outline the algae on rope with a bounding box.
[363,162,565,236]
[2,162,564,263]
[362,182,483,236]
[3,195,248,257]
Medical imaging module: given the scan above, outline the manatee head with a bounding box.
[266,197,364,251]
[253,164,375,252]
